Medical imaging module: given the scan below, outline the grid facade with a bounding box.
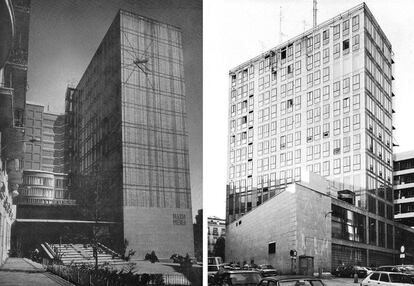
[69,10,193,257]
[226,4,394,225]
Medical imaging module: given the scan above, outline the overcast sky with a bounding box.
[204,0,414,219]
[27,0,202,218]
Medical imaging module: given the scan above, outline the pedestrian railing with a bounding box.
[46,263,192,285]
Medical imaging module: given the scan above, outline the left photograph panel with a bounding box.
[0,0,202,284]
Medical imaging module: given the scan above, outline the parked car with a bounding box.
[213,270,262,286]
[360,271,414,285]
[258,275,326,286]
[256,264,278,277]
[377,266,409,273]
[336,265,369,278]
[208,256,224,277]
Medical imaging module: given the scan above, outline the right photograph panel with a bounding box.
[205,0,414,284]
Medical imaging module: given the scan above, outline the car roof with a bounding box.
[371,271,410,275]
[262,275,320,281]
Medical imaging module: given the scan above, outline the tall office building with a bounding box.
[393,151,414,227]
[67,10,193,258]
[226,3,406,268]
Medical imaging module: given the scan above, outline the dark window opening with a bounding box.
[281,48,287,60]
[343,39,350,50]
[268,242,276,254]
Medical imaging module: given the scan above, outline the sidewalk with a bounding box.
[0,258,73,286]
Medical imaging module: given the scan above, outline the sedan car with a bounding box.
[337,265,369,278]
[213,270,262,286]
[258,275,326,286]
[360,272,414,285]
[256,264,279,277]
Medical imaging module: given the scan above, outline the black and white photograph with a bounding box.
[0,0,202,285]
[205,0,414,285]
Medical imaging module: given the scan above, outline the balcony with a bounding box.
[16,197,77,206]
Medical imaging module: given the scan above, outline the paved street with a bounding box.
[0,258,73,286]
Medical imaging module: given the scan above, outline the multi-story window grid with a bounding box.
[69,10,193,257]
[227,2,394,240]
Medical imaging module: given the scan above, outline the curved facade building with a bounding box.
[0,0,15,69]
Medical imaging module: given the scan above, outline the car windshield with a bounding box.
[389,273,413,283]
[229,273,261,285]
[262,265,274,269]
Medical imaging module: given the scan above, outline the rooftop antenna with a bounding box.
[313,0,318,27]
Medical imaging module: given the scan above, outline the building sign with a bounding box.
[173,213,186,225]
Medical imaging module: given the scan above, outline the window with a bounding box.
[307,146,313,161]
[307,91,313,106]
[333,43,340,59]
[307,75,314,90]
[334,158,341,174]
[323,104,330,119]
[323,85,330,101]
[307,127,313,142]
[323,123,330,139]
[314,52,321,67]
[295,42,301,58]
[333,100,340,116]
[353,154,361,170]
[352,74,360,90]
[268,242,276,254]
[343,39,350,54]
[322,29,329,44]
[314,89,321,103]
[323,47,330,64]
[314,33,321,49]
[352,34,360,51]
[333,81,340,97]
[353,94,360,109]
[323,67,330,82]
[352,15,360,31]
[294,96,301,110]
[343,97,350,113]
[343,136,350,153]
[344,156,351,172]
[333,119,341,135]
[295,78,301,92]
[295,131,301,146]
[343,78,350,94]
[323,161,330,176]
[295,149,301,163]
[333,139,341,155]
[295,60,301,75]
[333,24,340,40]
[353,134,360,150]
[343,117,350,133]
[287,64,293,75]
[323,142,330,157]
[314,70,321,85]
[343,19,349,36]
[306,55,313,70]
[353,114,360,130]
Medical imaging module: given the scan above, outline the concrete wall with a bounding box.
[124,207,194,259]
[295,183,331,272]
[226,183,331,274]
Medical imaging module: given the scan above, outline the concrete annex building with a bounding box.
[226,3,414,271]
[66,10,194,258]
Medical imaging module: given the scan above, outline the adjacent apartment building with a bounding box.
[394,151,414,227]
[66,10,194,258]
[226,3,413,269]
[207,216,226,255]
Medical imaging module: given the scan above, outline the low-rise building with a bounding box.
[226,171,414,273]
[394,150,414,227]
[208,216,226,256]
